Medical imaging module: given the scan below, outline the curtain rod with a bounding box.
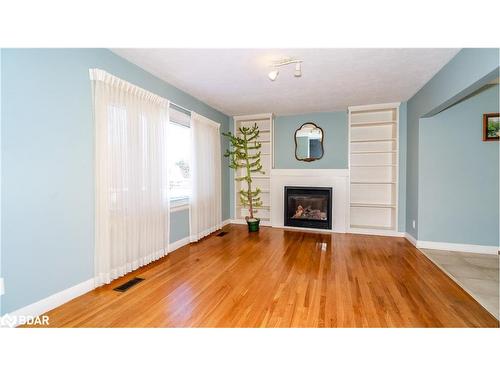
[170,102,192,116]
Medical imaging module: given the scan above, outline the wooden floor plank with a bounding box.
[35,225,499,328]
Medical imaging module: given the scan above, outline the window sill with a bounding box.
[170,204,189,213]
[170,197,190,212]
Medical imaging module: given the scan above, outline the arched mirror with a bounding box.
[294,122,324,162]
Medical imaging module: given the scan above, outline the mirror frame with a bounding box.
[294,122,324,162]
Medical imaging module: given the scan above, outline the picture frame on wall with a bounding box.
[483,113,500,141]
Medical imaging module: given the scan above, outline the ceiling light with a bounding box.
[294,62,302,77]
[268,70,279,81]
[267,58,303,81]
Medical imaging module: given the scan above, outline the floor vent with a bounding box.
[216,231,228,237]
[113,277,144,292]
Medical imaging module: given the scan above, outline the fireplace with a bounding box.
[284,186,332,230]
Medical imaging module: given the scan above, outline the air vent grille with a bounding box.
[113,277,144,292]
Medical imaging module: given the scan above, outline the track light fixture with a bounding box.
[294,62,302,77]
[268,70,279,81]
[268,58,303,81]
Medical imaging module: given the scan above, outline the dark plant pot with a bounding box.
[246,218,260,232]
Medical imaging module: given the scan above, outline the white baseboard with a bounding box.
[416,240,498,255]
[169,220,230,250]
[348,227,405,237]
[273,225,335,234]
[168,236,190,252]
[404,232,498,255]
[229,219,273,227]
[2,278,94,327]
[405,232,417,246]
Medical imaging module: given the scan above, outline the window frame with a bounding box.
[168,118,191,209]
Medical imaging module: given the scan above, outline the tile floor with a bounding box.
[421,249,499,320]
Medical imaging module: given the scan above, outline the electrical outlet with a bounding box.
[412,220,416,229]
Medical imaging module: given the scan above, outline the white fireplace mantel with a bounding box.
[270,169,349,233]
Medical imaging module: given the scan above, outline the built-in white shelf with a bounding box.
[351,164,397,168]
[233,113,274,223]
[350,120,397,127]
[350,224,394,231]
[236,175,268,179]
[237,205,271,209]
[351,150,397,154]
[350,138,397,143]
[237,130,270,134]
[350,203,396,208]
[348,103,399,235]
[351,181,396,184]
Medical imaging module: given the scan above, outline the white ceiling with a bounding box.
[111,48,460,116]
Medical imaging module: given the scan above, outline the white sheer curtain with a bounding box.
[190,112,222,242]
[90,69,170,287]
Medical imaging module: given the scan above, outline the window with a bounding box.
[168,120,191,206]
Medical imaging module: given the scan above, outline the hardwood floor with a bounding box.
[38,225,498,328]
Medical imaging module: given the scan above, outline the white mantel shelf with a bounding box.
[270,169,349,177]
[270,169,349,233]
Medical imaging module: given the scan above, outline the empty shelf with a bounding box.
[350,150,397,154]
[351,138,396,143]
[350,224,395,231]
[350,203,396,208]
[350,120,397,127]
[350,164,397,167]
[350,181,396,184]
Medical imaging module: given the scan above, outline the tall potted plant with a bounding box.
[223,123,264,232]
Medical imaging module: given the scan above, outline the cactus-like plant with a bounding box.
[223,123,264,220]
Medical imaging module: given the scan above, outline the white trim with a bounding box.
[233,113,273,121]
[415,240,498,255]
[405,232,418,246]
[189,223,224,242]
[273,225,338,234]
[229,220,401,236]
[271,114,275,169]
[270,169,349,177]
[168,236,190,253]
[348,102,401,112]
[170,203,189,213]
[348,227,405,237]
[221,219,232,227]
[405,233,496,255]
[230,219,273,227]
[2,278,94,326]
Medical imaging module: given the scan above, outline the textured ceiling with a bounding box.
[111,48,460,116]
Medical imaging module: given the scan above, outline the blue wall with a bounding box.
[170,209,190,243]
[406,48,500,239]
[274,112,348,169]
[0,48,230,314]
[419,84,499,246]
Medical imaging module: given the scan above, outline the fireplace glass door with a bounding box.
[284,186,332,230]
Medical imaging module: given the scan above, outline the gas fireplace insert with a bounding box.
[284,186,332,230]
